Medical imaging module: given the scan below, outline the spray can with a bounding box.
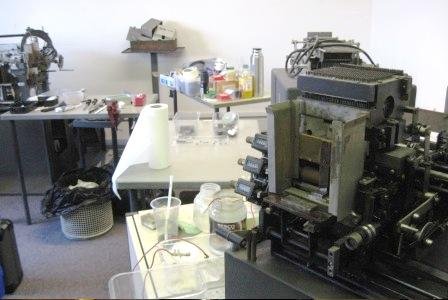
[250,48,264,97]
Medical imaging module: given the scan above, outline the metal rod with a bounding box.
[10,121,32,225]
[0,34,25,38]
[424,131,431,192]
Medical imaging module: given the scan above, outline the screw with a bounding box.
[265,207,272,214]
[412,213,420,220]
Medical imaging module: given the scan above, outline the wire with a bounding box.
[132,237,209,271]
[285,40,376,78]
[149,248,176,269]
[141,248,176,298]
[132,240,163,271]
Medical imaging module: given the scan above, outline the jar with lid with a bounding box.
[193,183,221,233]
[238,64,253,99]
[209,191,247,254]
[224,66,236,81]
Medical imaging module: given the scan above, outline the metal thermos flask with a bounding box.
[250,48,264,97]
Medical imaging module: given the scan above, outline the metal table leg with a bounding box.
[150,52,159,103]
[226,106,231,112]
[77,128,86,169]
[111,126,119,167]
[128,118,134,135]
[128,190,139,212]
[173,90,178,115]
[42,120,57,183]
[214,107,220,113]
[10,120,32,225]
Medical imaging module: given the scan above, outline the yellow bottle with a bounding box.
[239,64,253,99]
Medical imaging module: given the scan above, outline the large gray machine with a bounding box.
[222,33,448,298]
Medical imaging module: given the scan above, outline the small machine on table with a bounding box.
[0,27,64,112]
[220,33,448,298]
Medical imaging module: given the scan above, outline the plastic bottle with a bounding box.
[209,191,247,253]
[238,64,253,99]
[193,183,221,233]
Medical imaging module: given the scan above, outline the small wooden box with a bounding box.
[130,39,177,52]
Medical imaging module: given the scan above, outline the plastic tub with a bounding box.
[109,265,207,299]
[59,90,84,105]
[173,112,200,138]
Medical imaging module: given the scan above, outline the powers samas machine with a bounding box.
[221,33,448,298]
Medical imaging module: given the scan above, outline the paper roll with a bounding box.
[144,103,170,169]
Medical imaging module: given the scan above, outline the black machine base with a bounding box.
[225,240,448,299]
[225,240,358,299]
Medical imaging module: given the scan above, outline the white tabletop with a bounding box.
[124,203,259,298]
[115,118,264,190]
[126,202,259,271]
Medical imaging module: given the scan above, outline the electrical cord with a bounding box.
[132,238,209,271]
[141,248,176,298]
[285,41,375,78]
[285,38,336,76]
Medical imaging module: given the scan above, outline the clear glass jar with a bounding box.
[208,191,247,253]
[193,183,221,233]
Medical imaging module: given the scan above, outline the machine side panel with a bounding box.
[267,101,294,193]
[329,118,366,219]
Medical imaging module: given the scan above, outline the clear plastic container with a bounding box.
[212,111,239,136]
[193,183,221,233]
[109,264,207,299]
[174,112,200,138]
[60,90,85,105]
[209,191,247,254]
[150,197,181,241]
[109,235,225,299]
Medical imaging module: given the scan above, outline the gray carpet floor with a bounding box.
[0,195,130,298]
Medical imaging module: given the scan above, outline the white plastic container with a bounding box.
[181,67,201,97]
[193,183,221,233]
[208,191,247,253]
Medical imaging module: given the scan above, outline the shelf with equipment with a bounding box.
[121,47,185,103]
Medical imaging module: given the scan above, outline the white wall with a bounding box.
[370,0,448,112]
[0,0,372,115]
